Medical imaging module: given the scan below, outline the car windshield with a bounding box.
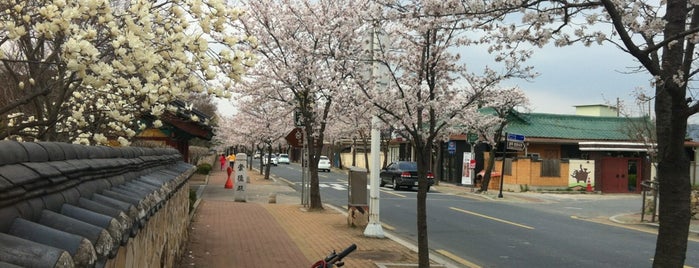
[279,154,288,158]
[398,162,417,170]
[320,156,329,160]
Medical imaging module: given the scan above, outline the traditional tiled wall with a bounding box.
[0,141,195,267]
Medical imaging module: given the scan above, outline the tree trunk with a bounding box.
[651,1,693,265]
[414,142,431,267]
[653,65,691,266]
[351,138,357,167]
[480,150,497,192]
[361,131,370,171]
[264,144,272,180]
[307,127,324,210]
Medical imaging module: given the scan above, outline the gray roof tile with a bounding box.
[0,141,28,166]
[0,142,193,266]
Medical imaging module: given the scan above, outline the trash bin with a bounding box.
[347,167,368,227]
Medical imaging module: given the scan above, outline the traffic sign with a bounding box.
[507,140,525,151]
[285,128,304,148]
[506,133,525,151]
[448,141,456,155]
[507,133,525,142]
[467,133,479,143]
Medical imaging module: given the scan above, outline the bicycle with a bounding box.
[311,244,357,268]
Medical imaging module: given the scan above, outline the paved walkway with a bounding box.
[177,163,426,268]
[177,161,699,268]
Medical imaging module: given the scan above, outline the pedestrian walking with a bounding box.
[227,153,236,167]
[219,154,226,170]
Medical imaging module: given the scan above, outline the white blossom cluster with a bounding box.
[0,0,256,145]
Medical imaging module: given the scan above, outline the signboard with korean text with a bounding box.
[506,133,525,151]
[234,153,248,202]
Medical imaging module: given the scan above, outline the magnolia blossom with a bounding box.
[0,0,256,144]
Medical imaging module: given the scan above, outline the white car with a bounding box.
[262,154,278,166]
[278,153,290,164]
[318,155,331,172]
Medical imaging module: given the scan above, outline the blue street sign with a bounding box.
[448,141,456,154]
[507,133,525,142]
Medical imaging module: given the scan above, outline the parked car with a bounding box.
[318,155,331,172]
[262,154,278,166]
[379,161,434,191]
[278,153,290,164]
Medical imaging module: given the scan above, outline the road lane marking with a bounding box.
[381,190,406,198]
[449,207,535,230]
[436,249,482,268]
[381,223,395,231]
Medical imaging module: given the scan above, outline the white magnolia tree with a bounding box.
[0,0,255,144]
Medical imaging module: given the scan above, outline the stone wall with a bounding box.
[0,141,194,267]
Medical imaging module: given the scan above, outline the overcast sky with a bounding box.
[217,41,699,123]
[506,43,652,116]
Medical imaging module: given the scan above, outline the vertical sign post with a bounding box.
[234,153,248,202]
[499,133,525,198]
[461,152,474,186]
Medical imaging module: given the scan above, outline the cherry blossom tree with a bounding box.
[0,0,255,145]
[360,2,533,265]
[214,96,290,179]
[469,88,530,192]
[439,0,697,265]
[238,0,370,209]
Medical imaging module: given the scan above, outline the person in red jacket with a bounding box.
[219,154,226,170]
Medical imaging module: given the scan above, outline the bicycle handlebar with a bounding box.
[325,244,356,264]
[312,244,357,268]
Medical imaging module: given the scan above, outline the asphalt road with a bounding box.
[265,162,699,267]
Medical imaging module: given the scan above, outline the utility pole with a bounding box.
[364,22,384,238]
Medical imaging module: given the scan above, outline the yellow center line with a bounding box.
[381,189,406,198]
[450,207,535,230]
[381,223,395,231]
[436,249,482,268]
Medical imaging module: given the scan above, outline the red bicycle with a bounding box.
[311,244,357,268]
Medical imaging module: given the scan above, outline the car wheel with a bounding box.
[380,179,386,187]
[393,178,400,190]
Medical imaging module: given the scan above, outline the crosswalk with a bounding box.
[318,183,353,191]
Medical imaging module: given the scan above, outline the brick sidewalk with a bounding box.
[177,163,427,268]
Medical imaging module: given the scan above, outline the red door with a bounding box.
[601,157,641,193]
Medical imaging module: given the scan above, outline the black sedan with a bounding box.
[379,161,435,191]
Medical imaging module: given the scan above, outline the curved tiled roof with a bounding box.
[0,141,194,267]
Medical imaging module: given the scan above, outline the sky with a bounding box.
[462,41,653,117]
[216,37,699,123]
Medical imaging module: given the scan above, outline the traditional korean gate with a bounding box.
[601,157,641,193]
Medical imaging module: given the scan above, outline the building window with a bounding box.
[541,159,560,177]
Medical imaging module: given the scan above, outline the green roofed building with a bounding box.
[440,105,699,193]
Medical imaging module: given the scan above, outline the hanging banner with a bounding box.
[569,159,595,187]
[461,152,474,185]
